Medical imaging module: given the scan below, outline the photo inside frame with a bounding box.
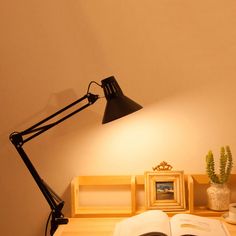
[155,181,174,200]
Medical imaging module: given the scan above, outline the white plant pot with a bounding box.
[207,183,230,211]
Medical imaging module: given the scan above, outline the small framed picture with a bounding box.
[145,171,186,211]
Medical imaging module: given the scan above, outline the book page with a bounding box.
[113,210,171,236]
[170,214,230,236]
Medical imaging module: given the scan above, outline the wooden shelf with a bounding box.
[188,174,236,216]
[192,206,226,217]
[71,175,136,217]
[71,174,236,217]
[74,207,133,217]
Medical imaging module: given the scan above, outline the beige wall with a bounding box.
[1,1,236,235]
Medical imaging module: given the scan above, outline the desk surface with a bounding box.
[54,217,236,236]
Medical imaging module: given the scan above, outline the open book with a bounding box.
[113,210,230,236]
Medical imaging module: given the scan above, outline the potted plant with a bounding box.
[205,145,233,211]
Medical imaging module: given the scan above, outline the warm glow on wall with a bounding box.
[68,84,236,176]
[2,1,236,235]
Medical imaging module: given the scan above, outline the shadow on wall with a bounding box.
[1,88,101,142]
[61,184,72,217]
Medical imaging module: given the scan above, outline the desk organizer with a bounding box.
[71,174,236,217]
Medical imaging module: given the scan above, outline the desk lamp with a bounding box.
[9,76,142,236]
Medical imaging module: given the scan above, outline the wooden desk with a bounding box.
[54,217,236,236]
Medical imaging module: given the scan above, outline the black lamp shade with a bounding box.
[101,76,142,124]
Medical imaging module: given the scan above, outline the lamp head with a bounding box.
[101,76,142,124]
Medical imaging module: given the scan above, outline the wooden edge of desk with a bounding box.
[54,216,236,236]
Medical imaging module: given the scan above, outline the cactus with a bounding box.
[206,146,233,184]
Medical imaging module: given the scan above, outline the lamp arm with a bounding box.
[12,93,99,146]
[9,92,99,235]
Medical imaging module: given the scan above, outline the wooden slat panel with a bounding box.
[191,174,236,184]
[71,177,79,217]
[131,175,136,214]
[77,176,132,186]
[191,174,209,184]
[188,175,194,213]
[135,175,144,185]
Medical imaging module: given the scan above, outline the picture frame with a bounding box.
[145,171,186,211]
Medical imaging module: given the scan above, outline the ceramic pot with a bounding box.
[207,183,230,211]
